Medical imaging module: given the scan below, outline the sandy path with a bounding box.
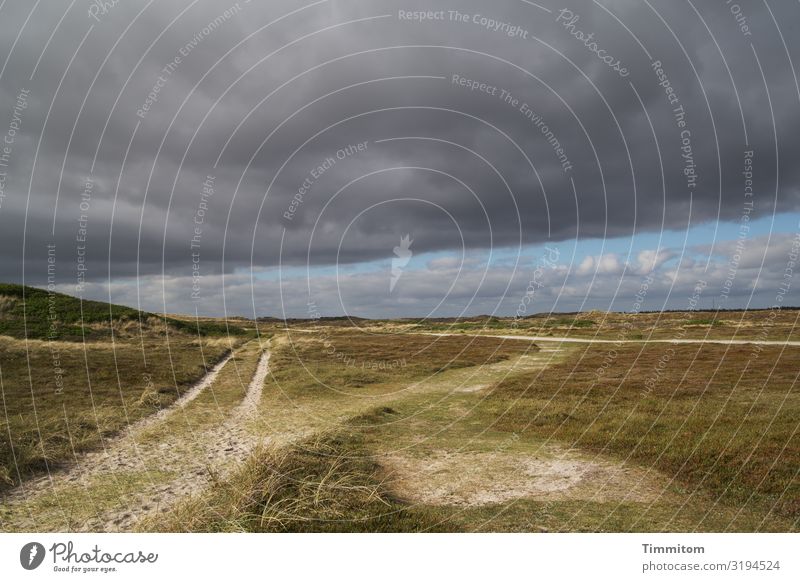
[134,350,234,432]
[1,346,272,532]
[238,349,271,415]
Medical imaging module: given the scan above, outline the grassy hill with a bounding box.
[0,283,242,340]
[0,283,253,490]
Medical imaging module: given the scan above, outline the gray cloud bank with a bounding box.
[0,0,798,317]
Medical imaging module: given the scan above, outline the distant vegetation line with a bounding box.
[2,282,798,334]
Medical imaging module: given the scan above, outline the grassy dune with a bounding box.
[0,283,244,340]
[0,284,249,490]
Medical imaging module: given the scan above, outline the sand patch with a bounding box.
[382,449,667,507]
[455,384,489,393]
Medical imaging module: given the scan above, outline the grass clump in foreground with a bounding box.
[149,411,796,533]
[147,431,459,533]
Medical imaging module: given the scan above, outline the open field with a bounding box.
[308,309,800,342]
[149,331,798,533]
[1,285,798,532]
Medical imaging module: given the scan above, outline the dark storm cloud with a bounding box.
[0,0,798,314]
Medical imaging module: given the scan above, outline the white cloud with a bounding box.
[53,232,799,318]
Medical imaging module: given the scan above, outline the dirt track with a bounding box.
[0,343,271,532]
[3,330,754,532]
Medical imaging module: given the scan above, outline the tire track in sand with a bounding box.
[1,343,272,532]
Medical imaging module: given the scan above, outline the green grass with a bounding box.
[0,283,245,340]
[0,283,254,490]
[486,343,800,524]
[369,308,800,341]
[546,318,596,328]
[153,405,795,532]
[3,289,798,533]
[153,333,798,532]
[138,340,267,442]
[268,332,534,394]
[2,469,177,532]
[145,433,460,533]
[0,335,237,490]
[0,340,270,531]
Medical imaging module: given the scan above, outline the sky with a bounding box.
[0,0,798,318]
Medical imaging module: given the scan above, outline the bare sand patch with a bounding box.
[455,384,489,393]
[382,449,668,507]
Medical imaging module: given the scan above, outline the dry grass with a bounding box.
[487,343,800,525]
[0,334,242,490]
[360,309,800,341]
[5,305,798,533]
[270,332,535,392]
[156,332,798,533]
[146,435,459,533]
[0,340,271,532]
